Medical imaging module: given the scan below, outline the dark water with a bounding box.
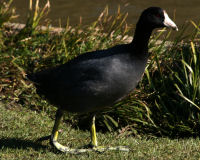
[12,0,200,28]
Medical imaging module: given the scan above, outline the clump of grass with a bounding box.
[0,0,200,137]
[15,0,50,41]
[0,0,16,46]
[0,0,16,27]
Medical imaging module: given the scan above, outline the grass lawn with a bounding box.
[1,102,200,160]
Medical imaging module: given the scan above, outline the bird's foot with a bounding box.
[92,145,129,153]
[52,140,129,154]
[52,140,94,154]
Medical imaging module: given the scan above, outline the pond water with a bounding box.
[12,0,199,29]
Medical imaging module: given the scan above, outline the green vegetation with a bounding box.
[1,102,200,159]
[0,0,200,158]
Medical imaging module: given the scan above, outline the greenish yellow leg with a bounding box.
[90,115,129,152]
[50,110,94,154]
[51,109,70,152]
[91,115,98,147]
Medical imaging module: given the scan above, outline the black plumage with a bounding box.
[28,43,148,112]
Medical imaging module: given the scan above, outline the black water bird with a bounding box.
[28,7,178,153]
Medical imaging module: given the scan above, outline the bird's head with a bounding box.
[139,7,178,31]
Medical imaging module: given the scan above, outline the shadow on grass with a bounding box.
[0,137,49,151]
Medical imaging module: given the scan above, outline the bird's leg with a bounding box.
[36,110,63,143]
[50,109,70,152]
[90,115,98,147]
[90,115,129,152]
[50,109,94,154]
[51,109,63,143]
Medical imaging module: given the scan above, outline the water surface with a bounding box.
[12,0,200,29]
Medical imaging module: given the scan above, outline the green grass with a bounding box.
[1,102,200,160]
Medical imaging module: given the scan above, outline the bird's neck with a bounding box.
[130,23,153,56]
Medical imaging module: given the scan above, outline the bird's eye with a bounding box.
[155,14,161,18]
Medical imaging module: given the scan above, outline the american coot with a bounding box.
[28,7,178,153]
